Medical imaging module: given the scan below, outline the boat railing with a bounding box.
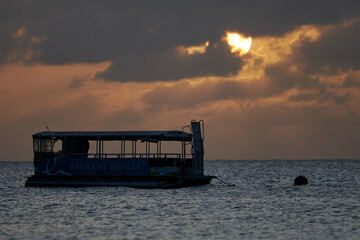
[63,152,193,159]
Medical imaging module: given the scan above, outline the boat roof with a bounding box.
[33,130,192,141]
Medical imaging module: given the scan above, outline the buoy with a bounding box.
[294,176,308,185]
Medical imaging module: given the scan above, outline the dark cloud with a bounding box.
[288,92,318,102]
[295,18,360,75]
[265,61,323,92]
[288,90,352,105]
[0,95,105,161]
[1,0,359,81]
[321,91,352,105]
[142,45,357,109]
[141,80,264,109]
[68,77,86,89]
[343,72,360,88]
[205,103,360,159]
[98,43,244,81]
[142,74,352,109]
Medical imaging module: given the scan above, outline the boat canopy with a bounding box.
[32,130,192,141]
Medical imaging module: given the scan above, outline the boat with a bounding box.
[25,120,215,188]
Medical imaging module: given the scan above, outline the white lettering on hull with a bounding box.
[42,158,71,176]
[70,162,108,171]
[110,162,142,171]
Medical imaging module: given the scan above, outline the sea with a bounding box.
[0,160,359,240]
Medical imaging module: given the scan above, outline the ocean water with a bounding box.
[0,160,359,240]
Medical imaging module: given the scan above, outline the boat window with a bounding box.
[53,140,62,154]
[66,138,89,154]
[33,139,55,153]
[33,139,40,152]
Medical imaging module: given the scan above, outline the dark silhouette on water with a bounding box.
[25,120,215,188]
[294,176,308,185]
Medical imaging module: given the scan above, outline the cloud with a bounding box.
[68,77,87,89]
[1,1,359,81]
[97,43,244,82]
[142,20,358,107]
[295,18,360,75]
[2,27,47,64]
[141,79,264,109]
[343,71,360,88]
[0,95,110,161]
[1,2,360,160]
[177,41,209,55]
[0,62,111,124]
[203,102,360,159]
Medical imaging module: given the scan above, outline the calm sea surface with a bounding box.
[0,160,359,240]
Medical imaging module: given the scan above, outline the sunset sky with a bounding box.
[1,1,360,161]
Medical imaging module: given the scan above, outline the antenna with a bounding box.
[45,123,50,132]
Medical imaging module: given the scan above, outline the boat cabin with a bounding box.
[26,120,212,187]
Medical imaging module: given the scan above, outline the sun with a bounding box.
[223,31,252,56]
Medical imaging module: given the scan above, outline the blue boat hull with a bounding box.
[25,175,215,188]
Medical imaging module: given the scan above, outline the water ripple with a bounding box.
[0,160,359,239]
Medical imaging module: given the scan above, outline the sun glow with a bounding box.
[177,41,210,55]
[223,32,252,56]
